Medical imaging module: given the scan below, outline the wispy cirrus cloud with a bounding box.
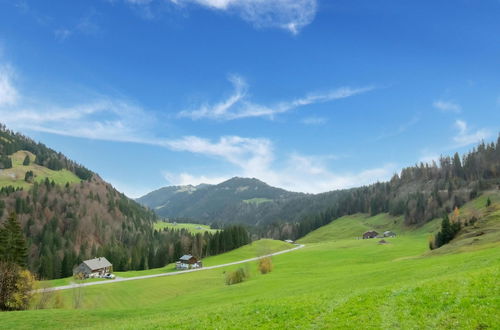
[0,61,393,195]
[433,100,461,113]
[0,65,18,106]
[153,0,318,34]
[179,74,374,121]
[53,9,101,42]
[375,114,420,141]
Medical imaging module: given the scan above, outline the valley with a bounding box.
[2,192,499,328]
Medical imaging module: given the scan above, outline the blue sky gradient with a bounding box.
[0,0,499,197]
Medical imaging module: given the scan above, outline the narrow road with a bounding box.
[35,244,305,293]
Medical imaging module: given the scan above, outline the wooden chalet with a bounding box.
[176,254,202,270]
[362,230,379,239]
[73,257,112,278]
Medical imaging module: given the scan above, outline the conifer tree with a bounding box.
[22,155,30,166]
[0,213,28,266]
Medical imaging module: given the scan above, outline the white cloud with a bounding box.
[179,75,374,120]
[0,61,393,195]
[160,136,396,194]
[433,100,461,113]
[163,172,231,186]
[453,119,491,147]
[301,116,327,125]
[169,0,317,34]
[419,150,439,164]
[0,65,18,106]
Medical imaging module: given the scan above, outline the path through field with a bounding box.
[35,244,305,293]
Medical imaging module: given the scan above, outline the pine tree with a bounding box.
[22,155,30,166]
[0,213,28,266]
[486,197,491,207]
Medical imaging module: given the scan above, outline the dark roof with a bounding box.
[363,230,378,235]
[83,257,112,270]
[179,254,194,261]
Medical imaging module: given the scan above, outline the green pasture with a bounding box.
[153,221,219,234]
[0,151,81,189]
[2,193,499,329]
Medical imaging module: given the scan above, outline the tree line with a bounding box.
[256,136,500,241]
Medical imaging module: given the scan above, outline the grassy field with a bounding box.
[153,221,219,234]
[0,150,81,189]
[2,193,499,329]
[39,239,292,283]
[243,197,273,205]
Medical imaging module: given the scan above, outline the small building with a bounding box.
[362,230,379,239]
[176,254,202,270]
[73,257,112,278]
[383,231,396,237]
[284,239,294,244]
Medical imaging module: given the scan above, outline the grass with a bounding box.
[2,193,499,329]
[153,221,219,234]
[243,197,273,205]
[0,150,81,189]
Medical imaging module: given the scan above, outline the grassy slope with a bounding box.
[153,222,219,234]
[39,239,292,283]
[2,194,499,329]
[243,197,273,205]
[0,151,81,189]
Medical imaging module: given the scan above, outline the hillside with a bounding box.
[0,150,81,190]
[138,137,500,233]
[3,193,498,328]
[0,125,176,280]
[137,177,304,225]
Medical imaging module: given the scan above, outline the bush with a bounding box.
[225,267,248,285]
[0,261,35,311]
[258,257,273,274]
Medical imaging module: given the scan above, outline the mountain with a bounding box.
[139,135,500,236]
[137,177,305,225]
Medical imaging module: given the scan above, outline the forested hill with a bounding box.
[136,177,304,225]
[0,125,156,279]
[138,135,500,237]
[0,123,92,181]
[262,135,500,240]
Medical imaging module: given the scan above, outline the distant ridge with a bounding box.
[136,177,304,225]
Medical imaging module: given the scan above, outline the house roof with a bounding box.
[83,257,112,270]
[179,254,194,261]
[384,231,395,234]
[364,230,378,235]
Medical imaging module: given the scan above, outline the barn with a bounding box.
[73,257,112,278]
[362,230,379,239]
[383,231,397,237]
[176,254,202,270]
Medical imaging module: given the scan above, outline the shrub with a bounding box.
[258,257,273,274]
[225,267,248,285]
[0,261,35,311]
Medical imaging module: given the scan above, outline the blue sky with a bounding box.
[0,0,499,197]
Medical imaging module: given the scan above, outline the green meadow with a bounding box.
[2,193,499,329]
[0,150,81,189]
[153,221,219,234]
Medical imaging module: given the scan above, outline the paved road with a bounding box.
[35,244,305,293]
